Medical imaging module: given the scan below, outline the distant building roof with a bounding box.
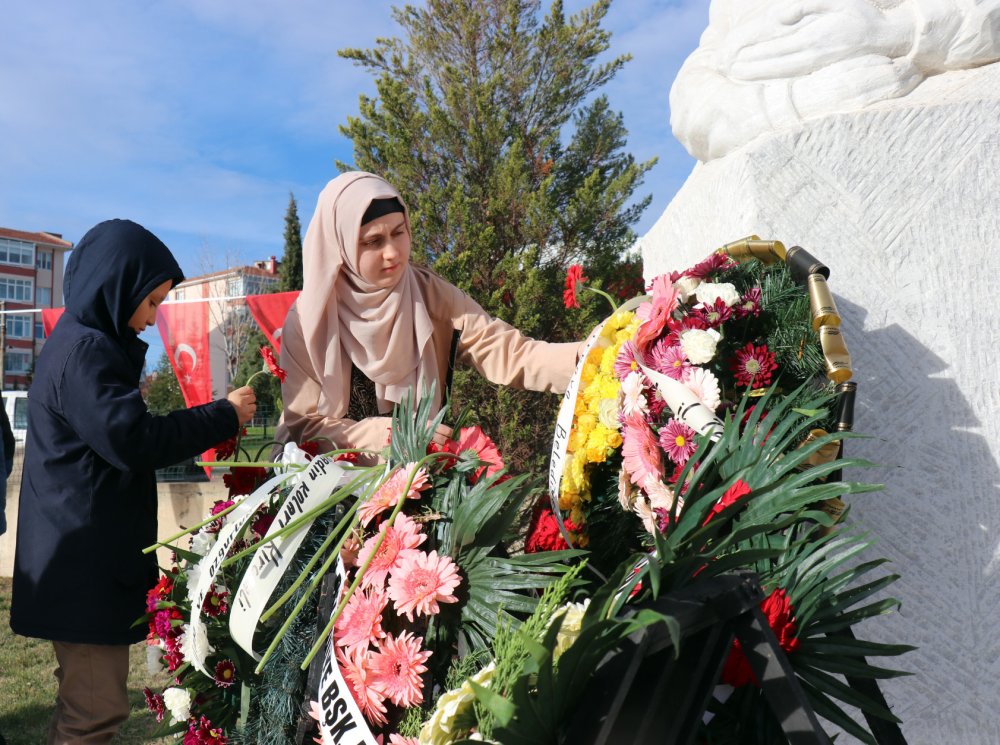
[176,259,280,288]
[0,227,73,249]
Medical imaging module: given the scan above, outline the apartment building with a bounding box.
[0,227,72,388]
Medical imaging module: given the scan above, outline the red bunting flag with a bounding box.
[246,291,299,353]
[41,307,65,337]
[156,301,216,476]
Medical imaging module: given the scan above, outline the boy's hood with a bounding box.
[63,219,184,340]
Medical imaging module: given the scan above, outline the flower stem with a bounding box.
[585,285,619,312]
[142,500,241,554]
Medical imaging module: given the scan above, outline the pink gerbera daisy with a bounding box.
[358,463,430,526]
[647,338,689,381]
[731,342,778,389]
[369,630,432,708]
[613,340,644,380]
[621,414,664,486]
[337,646,388,727]
[213,659,236,688]
[356,513,426,589]
[334,586,388,653]
[659,418,698,465]
[388,735,420,745]
[636,275,680,349]
[386,549,461,621]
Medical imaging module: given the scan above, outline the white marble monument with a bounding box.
[641,2,1000,742]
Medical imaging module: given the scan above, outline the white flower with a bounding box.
[552,599,590,660]
[695,282,740,308]
[683,366,722,412]
[162,686,192,725]
[419,664,495,745]
[673,275,701,302]
[189,530,217,557]
[634,496,658,534]
[620,371,648,417]
[618,465,636,511]
[177,620,215,669]
[642,474,681,514]
[598,398,621,430]
[680,328,721,365]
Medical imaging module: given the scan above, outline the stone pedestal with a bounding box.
[641,61,1000,743]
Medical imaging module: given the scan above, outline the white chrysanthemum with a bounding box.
[177,620,215,669]
[680,328,721,365]
[162,686,192,725]
[598,398,622,430]
[620,371,648,417]
[185,559,204,591]
[552,599,591,660]
[673,275,701,302]
[695,282,740,308]
[189,530,216,557]
[683,366,722,412]
[419,664,495,745]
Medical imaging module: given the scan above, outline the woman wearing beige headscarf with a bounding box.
[275,171,580,456]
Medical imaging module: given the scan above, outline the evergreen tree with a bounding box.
[279,193,304,292]
[339,0,655,470]
[145,352,186,415]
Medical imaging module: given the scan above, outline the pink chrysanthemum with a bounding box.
[731,342,778,389]
[213,659,236,688]
[735,287,762,318]
[621,414,664,486]
[693,298,732,328]
[356,513,426,589]
[647,339,689,381]
[358,463,430,526]
[369,630,432,708]
[334,586,388,653]
[386,549,461,621]
[681,252,735,280]
[659,418,698,465]
[613,340,644,379]
[636,275,680,349]
[337,646,388,727]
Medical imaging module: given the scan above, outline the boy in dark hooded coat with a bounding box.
[10,219,256,743]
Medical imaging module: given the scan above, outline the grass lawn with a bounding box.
[0,577,173,744]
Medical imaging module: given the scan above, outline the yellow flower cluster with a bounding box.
[559,310,640,543]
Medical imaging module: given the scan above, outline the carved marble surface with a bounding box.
[643,60,1000,743]
[670,0,1000,162]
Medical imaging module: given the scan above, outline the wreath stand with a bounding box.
[564,572,907,745]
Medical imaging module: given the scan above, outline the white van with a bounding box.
[2,391,28,441]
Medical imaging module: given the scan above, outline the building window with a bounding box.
[0,238,34,268]
[226,276,242,296]
[35,321,44,339]
[174,288,185,301]
[36,251,53,270]
[36,287,52,307]
[5,314,32,339]
[0,277,33,303]
[3,350,31,374]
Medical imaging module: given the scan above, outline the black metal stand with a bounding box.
[566,572,905,745]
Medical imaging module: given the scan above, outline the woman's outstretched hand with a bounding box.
[227,386,257,425]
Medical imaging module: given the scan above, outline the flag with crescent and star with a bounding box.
[246,290,299,354]
[156,300,216,475]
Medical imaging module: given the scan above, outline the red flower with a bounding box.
[721,588,800,687]
[731,342,778,389]
[563,264,589,309]
[525,504,570,553]
[260,345,287,383]
[223,467,268,497]
[213,429,246,460]
[203,588,229,618]
[214,659,237,689]
[145,574,174,613]
[703,479,752,526]
[184,716,228,745]
[251,511,275,538]
[143,687,166,722]
[455,426,505,483]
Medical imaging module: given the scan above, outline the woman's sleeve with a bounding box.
[277,309,392,453]
[59,337,238,473]
[447,281,579,394]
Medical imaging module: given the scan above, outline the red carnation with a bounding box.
[223,467,268,497]
[731,342,778,389]
[721,588,800,687]
[563,264,589,309]
[213,428,246,460]
[525,504,571,553]
[260,345,287,383]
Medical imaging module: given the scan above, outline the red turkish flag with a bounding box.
[41,308,65,337]
[246,291,299,353]
[156,301,217,476]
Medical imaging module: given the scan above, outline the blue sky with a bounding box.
[0,0,709,361]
